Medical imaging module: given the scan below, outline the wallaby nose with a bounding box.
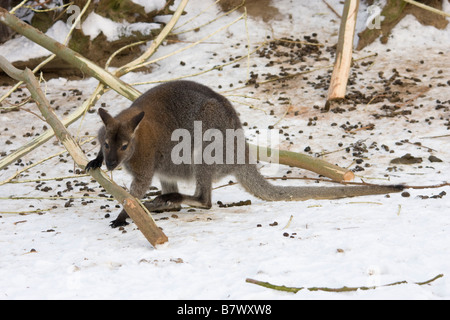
[106,160,118,171]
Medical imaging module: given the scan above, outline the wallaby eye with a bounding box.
[121,144,128,151]
[104,142,109,149]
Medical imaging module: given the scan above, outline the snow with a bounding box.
[131,0,167,14]
[82,12,161,42]
[0,0,449,300]
[0,20,70,62]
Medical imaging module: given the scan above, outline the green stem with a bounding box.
[246,274,444,294]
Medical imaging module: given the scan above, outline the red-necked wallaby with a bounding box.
[86,80,403,227]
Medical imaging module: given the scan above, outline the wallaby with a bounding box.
[86,80,403,227]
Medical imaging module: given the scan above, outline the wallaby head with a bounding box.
[98,107,145,171]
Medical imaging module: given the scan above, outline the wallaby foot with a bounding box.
[146,192,212,212]
[110,209,129,228]
[146,193,184,211]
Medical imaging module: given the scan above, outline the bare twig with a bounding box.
[402,0,450,18]
[0,7,140,101]
[0,0,92,105]
[322,0,342,19]
[246,274,444,293]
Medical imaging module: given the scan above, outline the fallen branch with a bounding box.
[251,144,354,182]
[0,7,141,101]
[246,274,444,293]
[0,56,168,248]
[0,0,92,105]
[0,83,105,169]
[322,0,342,19]
[402,0,450,18]
[0,208,51,215]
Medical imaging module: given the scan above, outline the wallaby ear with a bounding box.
[98,108,114,126]
[130,112,145,132]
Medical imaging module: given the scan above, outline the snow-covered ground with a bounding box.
[0,0,449,299]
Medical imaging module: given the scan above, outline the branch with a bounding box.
[0,83,105,170]
[0,7,141,101]
[402,0,450,18]
[0,0,92,105]
[246,274,444,293]
[0,56,168,248]
[116,0,189,77]
[250,144,354,182]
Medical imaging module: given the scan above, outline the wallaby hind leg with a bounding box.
[146,179,182,213]
[146,173,212,211]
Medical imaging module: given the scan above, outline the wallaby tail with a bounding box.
[235,165,404,201]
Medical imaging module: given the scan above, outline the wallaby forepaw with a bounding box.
[85,158,102,171]
[110,219,129,228]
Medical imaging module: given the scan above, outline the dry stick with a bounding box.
[322,0,342,19]
[116,0,189,77]
[402,0,450,18]
[0,137,94,186]
[250,145,354,182]
[0,8,140,101]
[326,0,359,109]
[0,0,91,105]
[0,57,168,248]
[2,195,112,201]
[9,174,90,184]
[420,134,450,139]
[246,274,444,293]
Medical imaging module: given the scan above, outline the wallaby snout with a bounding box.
[106,159,118,171]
